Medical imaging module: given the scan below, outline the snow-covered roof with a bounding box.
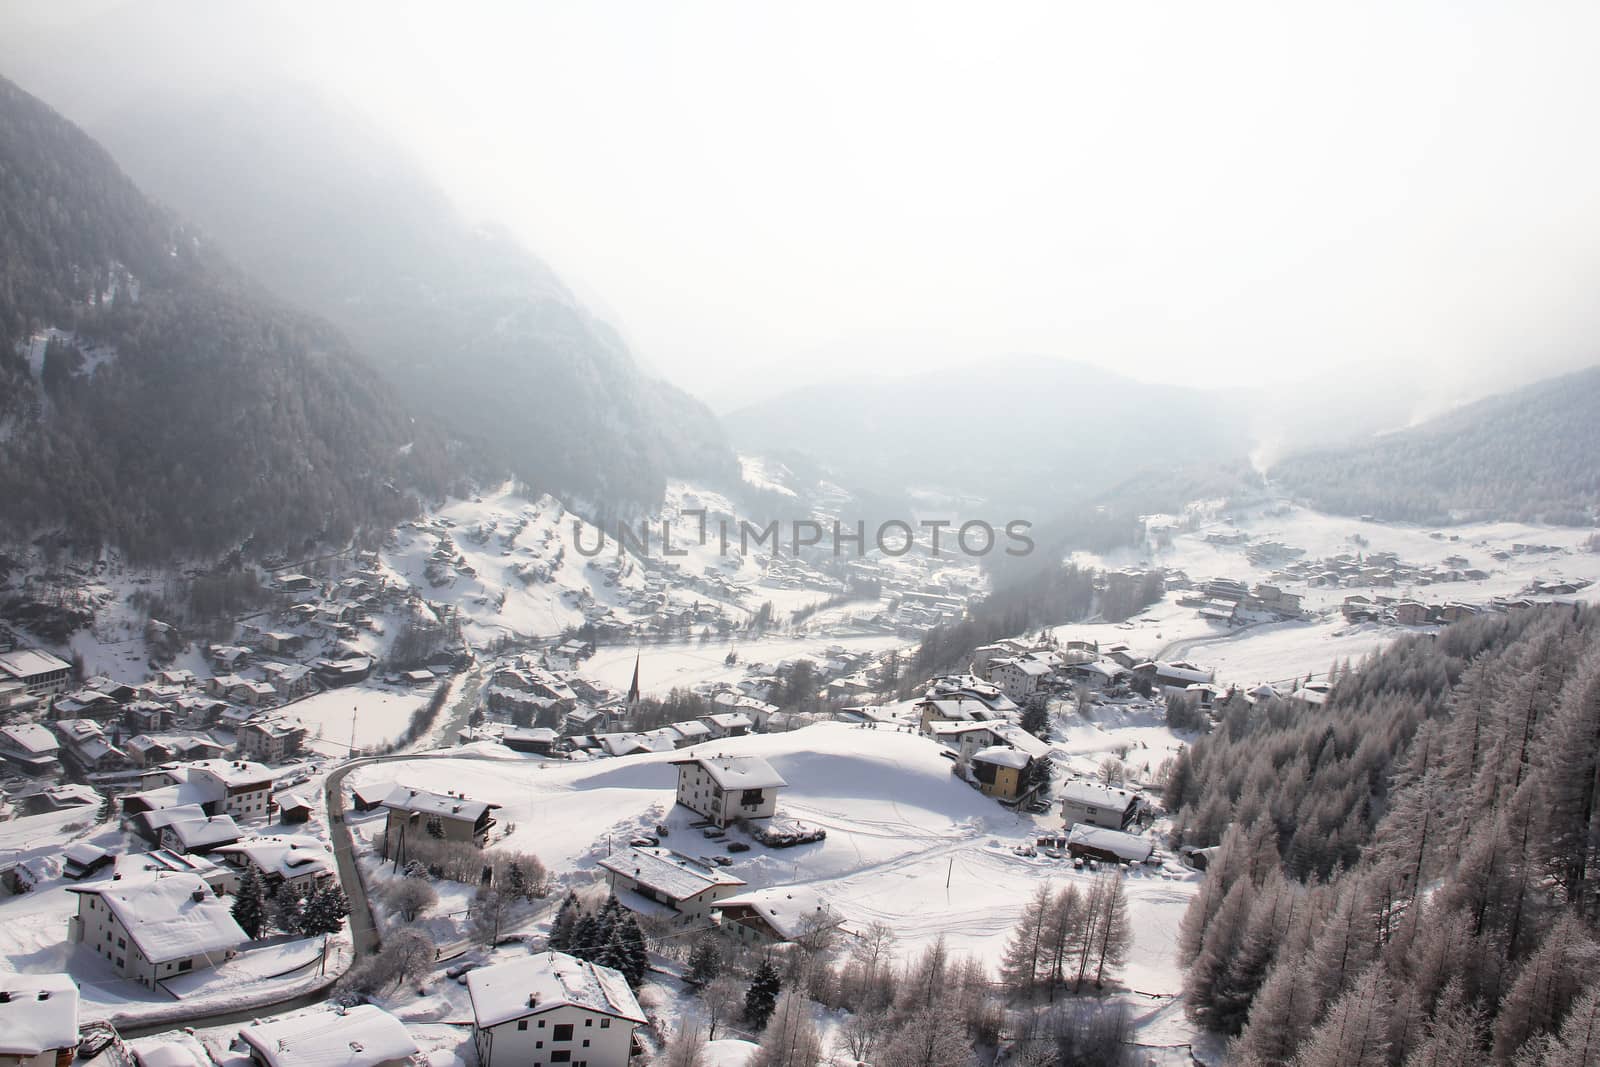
[930,721,997,737]
[165,813,244,849]
[0,722,59,754]
[381,785,494,822]
[670,754,787,791]
[703,712,755,729]
[1067,824,1153,862]
[918,697,1000,722]
[1154,661,1214,685]
[67,873,245,964]
[0,972,78,1055]
[599,846,746,901]
[995,657,1052,677]
[185,758,274,788]
[713,885,837,941]
[239,1005,419,1067]
[1060,779,1138,812]
[0,648,70,680]
[972,745,1032,770]
[989,723,1053,759]
[467,951,646,1029]
[214,835,333,881]
[669,720,712,740]
[114,848,227,883]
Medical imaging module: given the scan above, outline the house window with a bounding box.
[178,960,192,972]
[600,1018,611,1029]
[118,938,126,949]
[517,1021,528,1031]
[584,1019,592,1027]
[552,1054,571,1064]
[554,1024,574,1041]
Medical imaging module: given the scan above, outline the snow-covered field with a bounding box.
[581,633,910,700]
[291,683,431,753]
[348,721,1203,1046]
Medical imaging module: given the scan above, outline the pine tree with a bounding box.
[232,867,268,939]
[1089,872,1133,989]
[1291,964,1395,1067]
[1493,914,1600,1062]
[548,890,581,951]
[1534,651,1600,917]
[1187,876,1255,1028]
[1516,979,1600,1067]
[602,913,648,987]
[687,935,723,986]
[745,959,781,1030]
[1000,883,1053,996]
[1403,979,1486,1067]
[301,884,351,936]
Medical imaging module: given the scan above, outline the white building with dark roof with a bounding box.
[67,872,246,987]
[597,846,746,922]
[0,972,78,1067]
[467,951,645,1067]
[669,754,787,827]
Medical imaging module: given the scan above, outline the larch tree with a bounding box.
[1291,964,1395,1067]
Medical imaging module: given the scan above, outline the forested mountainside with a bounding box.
[1166,604,1600,1065]
[723,357,1253,514]
[0,75,456,560]
[1271,366,1600,525]
[70,84,737,510]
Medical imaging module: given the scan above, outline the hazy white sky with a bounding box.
[11,1,1600,411]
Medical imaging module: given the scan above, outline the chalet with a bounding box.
[381,786,498,847]
[277,792,315,824]
[467,951,646,1067]
[236,716,307,763]
[67,873,246,988]
[349,780,398,813]
[1395,601,1431,626]
[0,648,71,697]
[700,712,753,739]
[123,700,177,732]
[238,1005,418,1067]
[51,689,120,720]
[124,735,173,768]
[122,759,274,825]
[62,842,113,880]
[0,723,62,776]
[0,973,78,1067]
[916,697,1010,732]
[159,812,245,855]
[598,846,746,922]
[969,746,1033,800]
[207,645,251,671]
[667,719,713,746]
[923,674,1017,713]
[1066,824,1153,865]
[256,662,315,699]
[1438,603,1480,624]
[670,754,786,827]
[713,885,840,947]
[273,573,317,595]
[1060,779,1139,830]
[1135,661,1215,696]
[214,834,335,891]
[313,656,374,688]
[987,657,1052,700]
[259,632,305,656]
[1341,595,1375,622]
[926,720,1004,760]
[0,679,42,716]
[502,727,560,756]
[157,668,198,688]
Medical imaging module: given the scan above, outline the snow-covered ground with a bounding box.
[348,721,1203,1048]
[291,683,431,754]
[580,632,911,700]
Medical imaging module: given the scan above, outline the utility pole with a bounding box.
[349,704,358,755]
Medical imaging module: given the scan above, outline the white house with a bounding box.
[467,951,646,1067]
[0,972,78,1067]
[1059,779,1140,831]
[381,786,498,848]
[238,1005,418,1067]
[669,754,786,828]
[597,846,746,923]
[712,885,841,947]
[987,656,1052,700]
[67,873,246,988]
[0,723,61,777]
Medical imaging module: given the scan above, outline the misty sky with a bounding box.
[8,1,1600,413]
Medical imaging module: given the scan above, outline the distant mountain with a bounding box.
[38,82,736,513]
[1271,365,1600,524]
[724,357,1253,513]
[0,74,456,560]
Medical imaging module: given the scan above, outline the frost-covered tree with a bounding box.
[1292,964,1394,1067]
[749,990,823,1067]
[877,1006,973,1067]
